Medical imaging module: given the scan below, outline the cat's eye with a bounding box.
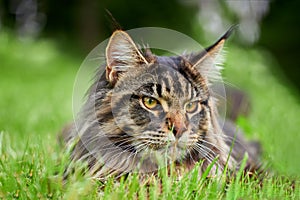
[185,101,199,113]
[142,97,158,109]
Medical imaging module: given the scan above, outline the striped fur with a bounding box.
[62,29,260,181]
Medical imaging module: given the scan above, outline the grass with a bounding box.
[0,31,300,199]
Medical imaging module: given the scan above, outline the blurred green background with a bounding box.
[1,0,299,87]
[0,0,300,177]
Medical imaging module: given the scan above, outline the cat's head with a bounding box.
[94,29,233,171]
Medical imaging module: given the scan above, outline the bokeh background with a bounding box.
[1,0,300,177]
[1,0,300,87]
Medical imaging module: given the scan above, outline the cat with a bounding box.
[61,27,261,181]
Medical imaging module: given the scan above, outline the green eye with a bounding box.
[142,97,158,109]
[185,101,198,113]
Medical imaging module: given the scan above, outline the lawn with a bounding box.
[0,31,299,199]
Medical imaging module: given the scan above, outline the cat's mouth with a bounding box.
[146,135,193,161]
[166,144,189,161]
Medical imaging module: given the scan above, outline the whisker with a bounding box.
[204,134,249,151]
[197,138,228,156]
[192,146,216,171]
[193,144,223,172]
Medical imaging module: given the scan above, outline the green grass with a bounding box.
[0,31,300,199]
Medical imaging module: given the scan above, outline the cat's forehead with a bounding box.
[112,55,207,102]
[134,63,200,101]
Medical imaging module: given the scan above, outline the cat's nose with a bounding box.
[166,113,187,138]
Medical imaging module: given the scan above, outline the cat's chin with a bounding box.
[138,144,189,166]
[166,145,189,162]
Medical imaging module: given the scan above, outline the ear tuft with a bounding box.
[105,30,149,85]
[189,26,236,83]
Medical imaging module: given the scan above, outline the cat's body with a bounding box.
[62,28,261,181]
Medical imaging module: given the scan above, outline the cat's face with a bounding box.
[101,30,227,164]
[111,63,210,161]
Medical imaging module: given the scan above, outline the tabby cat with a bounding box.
[62,27,260,181]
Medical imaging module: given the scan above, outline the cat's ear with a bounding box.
[189,26,235,82]
[105,30,149,85]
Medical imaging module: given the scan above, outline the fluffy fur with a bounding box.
[62,28,260,181]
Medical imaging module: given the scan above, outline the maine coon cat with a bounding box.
[62,27,260,181]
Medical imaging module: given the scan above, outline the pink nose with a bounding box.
[166,112,187,138]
